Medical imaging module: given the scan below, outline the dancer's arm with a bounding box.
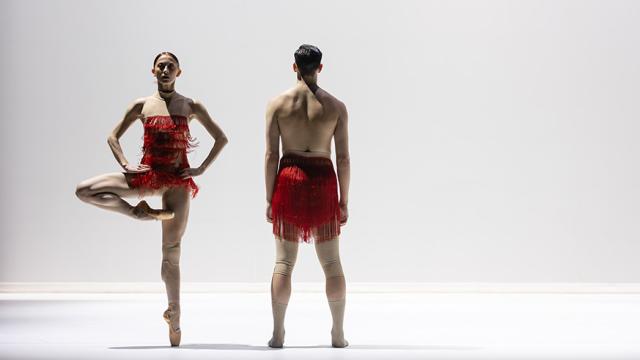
[108,98,147,172]
[334,102,350,225]
[182,100,228,178]
[265,98,281,222]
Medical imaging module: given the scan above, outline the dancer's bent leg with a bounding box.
[75,172,169,220]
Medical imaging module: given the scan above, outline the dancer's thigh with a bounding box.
[77,172,158,199]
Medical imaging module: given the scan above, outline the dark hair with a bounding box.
[153,52,180,67]
[294,44,322,76]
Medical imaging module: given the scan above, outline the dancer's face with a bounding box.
[152,55,181,85]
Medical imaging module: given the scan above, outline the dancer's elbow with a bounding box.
[336,155,350,166]
[217,135,229,146]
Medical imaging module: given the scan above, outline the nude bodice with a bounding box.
[140,92,193,122]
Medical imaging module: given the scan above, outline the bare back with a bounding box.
[274,84,344,157]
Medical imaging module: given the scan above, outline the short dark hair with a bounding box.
[153,52,180,67]
[294,44,322,76]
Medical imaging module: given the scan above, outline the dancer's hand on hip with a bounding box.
[180,167,203,179]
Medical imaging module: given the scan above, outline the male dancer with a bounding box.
[265,44,350,348]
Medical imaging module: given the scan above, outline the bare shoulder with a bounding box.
[127,97,147,114]
[186,96,201,110]
[181,94,205,116]
[317,88,347,114]
[172,91,190,102]
[267,91,291,112]
[335,97,347,114]
[133,96,148,105]
[169,92,192,106]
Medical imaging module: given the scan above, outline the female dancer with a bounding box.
[75,52,228,346]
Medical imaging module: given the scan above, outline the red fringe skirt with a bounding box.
[271,154,340,243]
[128,166,199,198]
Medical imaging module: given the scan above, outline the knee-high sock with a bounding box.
[269,301,288,348]
[328,298,348,347]
[316,238,348,347]
[269,239,298,347]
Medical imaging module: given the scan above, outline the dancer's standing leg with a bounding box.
[269,238,299,348]
[315,238,348,347]
[160,186,191,346]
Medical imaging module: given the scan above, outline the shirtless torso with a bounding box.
[271,83,345,158]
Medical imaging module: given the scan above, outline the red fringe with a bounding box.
[271,154,340,243]
[129,115,199,198]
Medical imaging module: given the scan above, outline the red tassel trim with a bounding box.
[271,154,340,243]
[129,170,199,198]
[129,115,199,198]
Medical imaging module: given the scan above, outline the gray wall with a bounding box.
[1,0,639,283]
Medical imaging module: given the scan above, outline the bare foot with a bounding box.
[268,330,285,348]
[331,328,349,348]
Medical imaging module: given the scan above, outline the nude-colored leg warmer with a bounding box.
[269,238,299,347]
[315,238,348,347]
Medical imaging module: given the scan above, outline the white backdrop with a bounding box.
[1,0,639,283]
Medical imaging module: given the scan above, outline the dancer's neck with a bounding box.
[297,77,319,94]
[156,84,176,99]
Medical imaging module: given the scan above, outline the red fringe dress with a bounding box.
[271,154,341,243]
[128,115,199,198]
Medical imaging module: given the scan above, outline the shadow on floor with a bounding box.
[110,343,482,351]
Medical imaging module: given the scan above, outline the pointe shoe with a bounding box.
[163,304,181,347]
[135,200,174,221]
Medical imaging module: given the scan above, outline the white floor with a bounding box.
[2,291,640,359]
